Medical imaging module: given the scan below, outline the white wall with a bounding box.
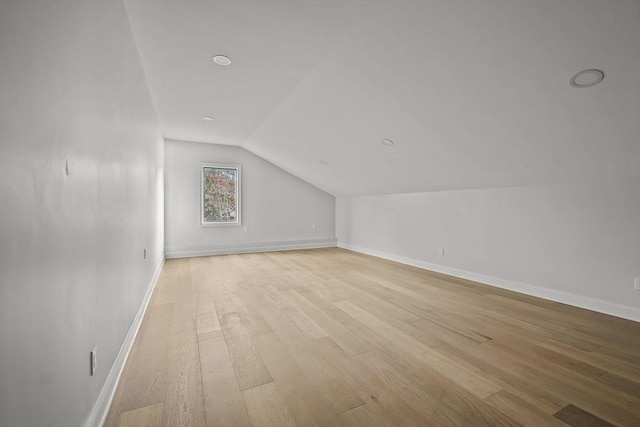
[165,140,335,257]
[337,179,640,320]
[0,2,164,426]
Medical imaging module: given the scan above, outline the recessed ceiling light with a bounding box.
[202,116,214,121]
[213,55,232,66]
[382,138,394,146]
[319,160,328,166]
[569,69,604,88]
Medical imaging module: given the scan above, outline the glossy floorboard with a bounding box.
[104,248,640,427]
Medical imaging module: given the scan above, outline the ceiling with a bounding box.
[124,0,640,196]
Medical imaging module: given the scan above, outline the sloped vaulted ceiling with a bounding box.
[124,0,640,196]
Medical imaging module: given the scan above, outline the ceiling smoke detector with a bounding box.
[569,69,604,88]
[213,55,232,66]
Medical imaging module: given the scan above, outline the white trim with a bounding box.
[83,257,165,427]
[338,242,640,322]
[165,238,337,259]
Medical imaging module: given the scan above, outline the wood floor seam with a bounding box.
[333,401,368,417]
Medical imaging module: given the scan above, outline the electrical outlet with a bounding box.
[634,277,640,291]
[90,347,97,376]
[438,248,445,256]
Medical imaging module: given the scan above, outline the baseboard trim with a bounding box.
[84,257,166,427]
[338,242,639,322]
[165,238,337,259]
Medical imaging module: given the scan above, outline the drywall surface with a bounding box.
[0,2,164,426]
[337,180,640,320]
[165,140,335,257]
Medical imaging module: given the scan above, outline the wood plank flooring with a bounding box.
[104,248,640,427]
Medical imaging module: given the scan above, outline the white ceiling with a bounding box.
[124,0,640,196]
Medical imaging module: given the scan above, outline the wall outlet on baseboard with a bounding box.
[634,277,640,291]
[90,347,97,376]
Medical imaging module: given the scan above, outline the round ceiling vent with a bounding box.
[569,69,604,88]
[213,55,232,66]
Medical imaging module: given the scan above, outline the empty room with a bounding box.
[1,1,639,426]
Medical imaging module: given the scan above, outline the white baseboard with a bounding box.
[84,257,166,427]
[338,242,639,322]
[165,238,337,259]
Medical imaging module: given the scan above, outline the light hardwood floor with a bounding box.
[105,248,640,427]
